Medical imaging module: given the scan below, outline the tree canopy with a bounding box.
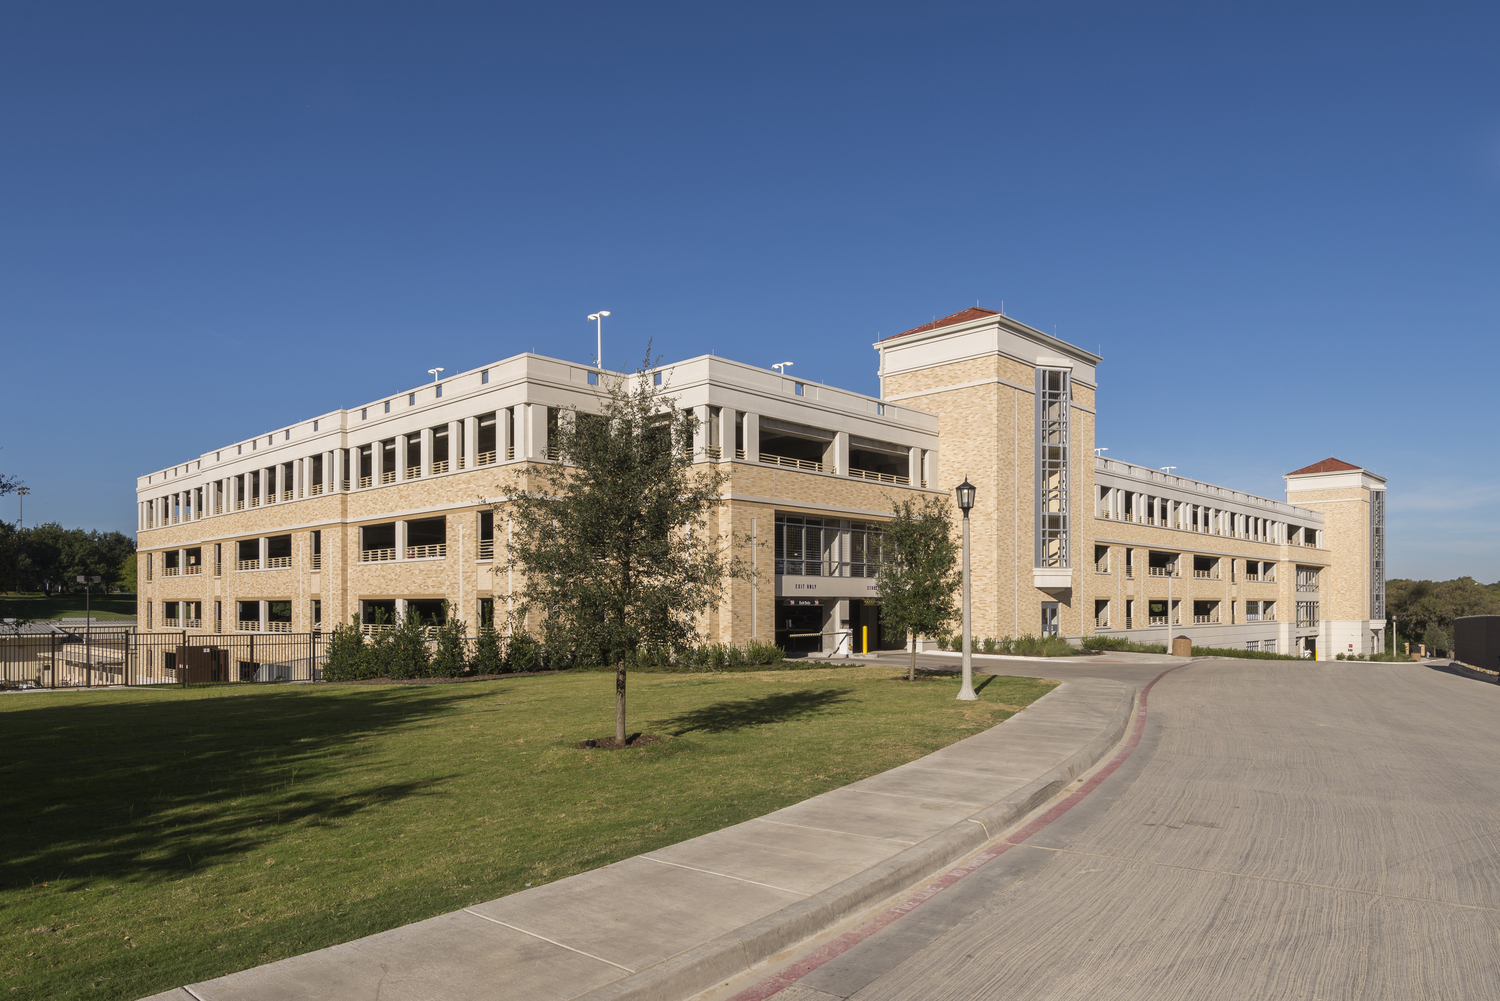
[1386,576,1500,652]
[876,495,962,681]
[498,361,754,742]
[0,522,136,595]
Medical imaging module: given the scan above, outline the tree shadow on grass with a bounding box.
[0,684,504,890]
[654,688,855,735]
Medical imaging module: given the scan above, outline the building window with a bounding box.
[385,401,392,413]
[214,601,222,633]
[1094,599,1109,630]
[482,368,489,384]
[1370,489,1385,620]
[215,451,221,461]
[1296,566,1320,592]
[794,382,804,396]
[654,372,662,385]
[1034,368,1071,568]
[1297,601,1320,627]
[408,393,416,406]
[478,597,495,628]
[361,408,368,420]
[587,371,598,385]
[311,599,322,632]
[1041,602,1060,636]
[435,384,444,398]
[313,420,320,431]
[284,430,290,440]
[146,553,153,582]
[876,403,885,415]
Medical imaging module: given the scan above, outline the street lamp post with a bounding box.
[76,574,101,686]
[955,478,977,701]
[427,367,444,383]
[17,486,29,528]
[588,311,611,368]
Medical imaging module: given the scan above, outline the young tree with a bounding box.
[499,359,754,743]
[876,495,962,682]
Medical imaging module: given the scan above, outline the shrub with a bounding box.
[430,606,469,678]
[1082,636,1168,654]
[472,624,503,675]
[1188,645,1303,661]
[1007,634,1076,657]
[506,630,541,672]
[322,618,372,681]
[936,634,951,651]
[388,611,433,679]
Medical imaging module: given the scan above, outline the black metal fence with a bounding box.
[0,629,326,689]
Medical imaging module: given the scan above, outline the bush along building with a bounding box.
[137,308,1387,660]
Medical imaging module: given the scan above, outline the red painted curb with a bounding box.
[725,663,1193,1001]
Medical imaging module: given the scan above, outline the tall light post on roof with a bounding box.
[955,477,977,701]
[587,311,610,368]
[772,361,793,375]
[428,367,444,382]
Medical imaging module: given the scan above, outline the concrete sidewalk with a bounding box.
[145,677,1135,1001]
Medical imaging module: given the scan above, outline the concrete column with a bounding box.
[719,407,737,461]
[496,411,510,461]
[742,413,760,463]
[926,450,939,488]
[908,446,921,485]
[396,520,408,560]
[447,420,461,470]
[465,416,480,466]
[259,600,269,633]
[259,537,268,569]
[396,435,409,481]
[420,427,434,477]
[527,404,549,459]
[395,597,408,623]
[826,432,847,475]
[692,405,711,459]
[371,442,384,487]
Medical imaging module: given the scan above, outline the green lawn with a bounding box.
[0,667,1055,1000]
[0,593,138,621]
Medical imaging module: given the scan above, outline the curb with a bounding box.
[577,683,1137,1001]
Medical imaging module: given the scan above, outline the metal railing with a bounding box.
[184,619,202,630]
[310,483,324,496]
[1124,568,1134,579]
[310,555,322,571]
[406,544,447,559]
[236,620,260,632]
[478,540,494,561]
[250,497,260,507]
[163,567,180,577]
[506,446,515,460]
[848,468,910,485]
[282,490,293,501]
[361,548,398,563]
[235,559,260,572]
[183,565,202,576]
[760,453,823,472]
[164,618,180,628]
[1096,617,1110,629]
[267,621,293,633]
[1193,570,1220,580]
[1095,561,1110,574]
[1124,616,1133,629]
[381,470,396,484]
[1147,567,1180,577]
[1194,614,1220,624]
[477,450,497,465]
[2,628,327,689]
[705,446,722,460]
[266,556,292,569]
[546,445,561,460]
[432,459,449,474]
[736,448,747,460]
[359,475,373,488]
[406,466,421,479]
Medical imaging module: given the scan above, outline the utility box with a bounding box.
[1454,616,1500,670]
[175,645,228,684]
[1172,635,1192,658]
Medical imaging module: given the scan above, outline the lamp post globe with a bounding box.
[955,479,977,701]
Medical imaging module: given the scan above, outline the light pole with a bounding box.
[427,367,444,382]
[772,361,793,375]
[587,311,611,368]
[1159,468,1177,649]
[17,486,28,528]
[955,478,977,701]
[76,574,101,684]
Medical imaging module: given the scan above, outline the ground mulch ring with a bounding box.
[574,733,666,750]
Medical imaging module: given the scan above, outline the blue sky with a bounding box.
[1,2,1496,581]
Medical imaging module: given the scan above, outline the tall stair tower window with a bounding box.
[1034,368,1071,568]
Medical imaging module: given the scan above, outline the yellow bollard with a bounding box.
[862,626,868,655]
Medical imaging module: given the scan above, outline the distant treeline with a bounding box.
[1387,577,1500,652]
[0,522,136,594]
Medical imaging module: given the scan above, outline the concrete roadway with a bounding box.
[704,655,1500,1000]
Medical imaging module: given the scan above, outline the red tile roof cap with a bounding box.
[882,307,1000,341]
[1286,457,1362,476]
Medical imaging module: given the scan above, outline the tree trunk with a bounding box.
[909,638,917,682]
[615,660,627,744]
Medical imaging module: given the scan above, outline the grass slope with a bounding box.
[0,667,1054,1000]
[0,593,138,621]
